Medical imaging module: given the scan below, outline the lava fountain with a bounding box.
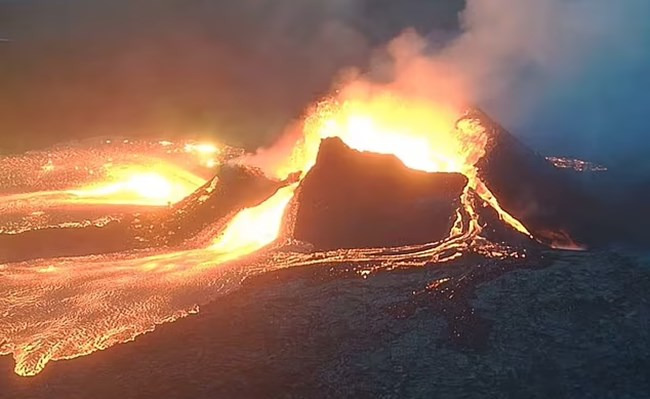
[248,89,531,240]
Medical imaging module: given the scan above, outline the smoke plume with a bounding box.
[376,0,649,166]
[245,0,649,173]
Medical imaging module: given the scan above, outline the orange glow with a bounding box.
[67,163,205,206]
[0,140,219,219]
[183,142,222,169]
[273,94,463,179]
[184,143,220,155]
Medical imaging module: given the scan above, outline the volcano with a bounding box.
[0,107,646,378]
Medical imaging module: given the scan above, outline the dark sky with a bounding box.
[0,0,463,152]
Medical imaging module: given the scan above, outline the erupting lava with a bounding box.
[273,95,464,178]
[0,91,536,377]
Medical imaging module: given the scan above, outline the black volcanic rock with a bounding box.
[291,137,468,250]
[0,165,284,263]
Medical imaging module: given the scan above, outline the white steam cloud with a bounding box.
[440,0,650,162]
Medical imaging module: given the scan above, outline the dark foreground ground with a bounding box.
[1,250,649,399]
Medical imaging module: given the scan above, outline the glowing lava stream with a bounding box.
[0,185,297,377]
[0,140,220,234]
[0,163,206,212]
[207,184,299,261]
[66,164,206,206]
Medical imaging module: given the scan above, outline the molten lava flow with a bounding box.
[67,163,205,206]
[0,181,306,377]
[209,184,298,261]
[0,139,224,212]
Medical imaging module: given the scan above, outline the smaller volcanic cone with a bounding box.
[469,109,603,248]
[146,164,286,248]
[291,137,468,250]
